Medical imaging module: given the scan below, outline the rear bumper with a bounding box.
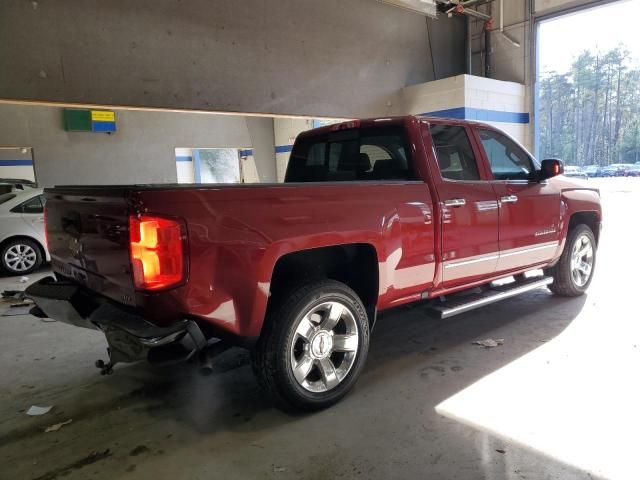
[26,276,208,366]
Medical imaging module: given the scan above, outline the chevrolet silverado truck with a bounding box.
[26,116,601,411]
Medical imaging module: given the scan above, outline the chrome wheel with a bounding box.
[289,301,359,393]
[570,234,594,287]
[4,244,37,272]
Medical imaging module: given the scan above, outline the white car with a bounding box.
[0,188,49,275]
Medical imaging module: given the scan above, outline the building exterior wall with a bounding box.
[0,104,276,187]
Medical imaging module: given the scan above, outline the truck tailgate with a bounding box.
[45,187,136,306]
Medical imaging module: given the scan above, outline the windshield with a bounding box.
[285,126,414,182]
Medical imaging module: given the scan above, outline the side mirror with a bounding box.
[540,159,564,180]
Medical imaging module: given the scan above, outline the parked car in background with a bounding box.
[0,188,49,275]
[563,166,588,180]
[602,164,626,177]
[625,165,640,177]
[0,178,37,195]
[584,165,603,178]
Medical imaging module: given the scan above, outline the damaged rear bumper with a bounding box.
[26,276,208,369]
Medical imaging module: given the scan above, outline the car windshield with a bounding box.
[0,193,17,205]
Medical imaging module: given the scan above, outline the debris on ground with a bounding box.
[273,466,287,473]
[129,445,150,456]
[44,419,73,433]
[19,276,30,283]
[495,449,506,454]
[26,405,53,416]
[472,338,504,348]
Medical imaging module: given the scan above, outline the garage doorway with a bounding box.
[535,1,640,168]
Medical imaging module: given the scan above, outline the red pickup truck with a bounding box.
[27,116,601,411]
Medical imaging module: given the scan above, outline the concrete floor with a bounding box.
[1,178,637,480]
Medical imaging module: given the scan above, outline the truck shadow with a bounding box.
[123,288,588,432]
[1,289,591,480]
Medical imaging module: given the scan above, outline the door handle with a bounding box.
[443,198,466,207]
[500,195,518,204]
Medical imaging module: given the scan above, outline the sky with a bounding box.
[538,0,640,76]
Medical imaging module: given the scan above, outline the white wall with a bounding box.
[273,118,315,182]
[400,74,532,150]
[0,104,277,187]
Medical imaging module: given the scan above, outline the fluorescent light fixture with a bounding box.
[379,0,438,17]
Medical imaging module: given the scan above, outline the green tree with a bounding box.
[539,45,640,166]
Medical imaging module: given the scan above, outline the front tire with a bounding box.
[252,280,370,411]
[547,224,596,297]
[1,238,43,275]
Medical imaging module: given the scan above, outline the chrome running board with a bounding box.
[426,276,554,320]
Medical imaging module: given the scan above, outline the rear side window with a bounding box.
[429,125,480,181]
[10,195,44,214]
[285,126,414,182]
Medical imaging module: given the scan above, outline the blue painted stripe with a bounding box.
[275,145,293,154]
[420,107,467,120]
[0,159,33,166]
[419,107,529,124]
[92,121,117,132]
[175,156,193,162]
[239,149,253,157]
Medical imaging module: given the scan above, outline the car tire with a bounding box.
[251,279,370,411]
[546,224,596,297]
[0,238,43,275]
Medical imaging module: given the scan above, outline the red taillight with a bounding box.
[553,163,560,175]
[129,215,186,291]
[329,120,360,131]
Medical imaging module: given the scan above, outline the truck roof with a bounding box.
[297,115,500,139]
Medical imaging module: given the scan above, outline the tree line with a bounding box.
[539,45,640,166]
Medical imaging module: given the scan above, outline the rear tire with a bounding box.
[546,224,596,297]
[1,238,43,275]
[251,280,370,411]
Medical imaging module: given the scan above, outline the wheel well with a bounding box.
[269,244,379,326]
[0,235,46,258]
[568,212,600,244]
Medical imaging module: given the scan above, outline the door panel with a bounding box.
[439,182,500,285]
[474,128,561,272]
[425,123,499,287]
[492,181,560,271]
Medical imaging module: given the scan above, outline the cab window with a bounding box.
[429,124,481,181]
[285,126,414,182]
[478,129,535,181]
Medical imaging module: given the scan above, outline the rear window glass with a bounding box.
[10,195,44,214]
[285,126,414,182]
[0,193,17,205]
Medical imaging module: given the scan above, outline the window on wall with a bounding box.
[175,148,245,184]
